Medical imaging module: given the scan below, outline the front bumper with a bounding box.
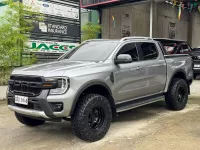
[7,90,57,119]
[7,88,76,119]
[8,105,49,118]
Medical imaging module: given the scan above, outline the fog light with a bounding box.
[49,103,63,112]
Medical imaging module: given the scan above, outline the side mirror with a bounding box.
[114,54,132,64]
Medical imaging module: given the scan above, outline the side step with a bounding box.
[116,94,165,113]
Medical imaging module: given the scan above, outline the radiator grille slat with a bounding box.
[9,75,43,97]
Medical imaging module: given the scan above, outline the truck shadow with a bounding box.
[113,101,167,123]
[27,101,168,140]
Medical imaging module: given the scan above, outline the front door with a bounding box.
[113,42,148,102]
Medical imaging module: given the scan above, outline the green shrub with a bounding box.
[81,22,101,42]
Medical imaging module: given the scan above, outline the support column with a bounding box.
[150,0,153,38]
[188,12,193,46]
[98,9,102,39]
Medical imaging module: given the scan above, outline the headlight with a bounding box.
[46,77,69,95]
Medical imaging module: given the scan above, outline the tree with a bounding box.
[81,22,101,42]
[0,0,43,68]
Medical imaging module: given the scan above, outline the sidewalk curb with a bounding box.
[0,86,7,101]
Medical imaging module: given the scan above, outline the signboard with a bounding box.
[32,21,80,37]
[169,22,176,39]
[26,40,79,53]
[23,0,79,20]
[22,0,80,54]
[121,12,132,38]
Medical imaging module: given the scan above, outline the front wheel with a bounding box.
[15,112,45,127]
[165,78,188,111]
[71,94,112,142]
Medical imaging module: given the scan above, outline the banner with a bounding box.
[23,0,79,20]
[121,12,132,38]
[169,22,176,39]
[26,40,79,53]
[32,21,80,37]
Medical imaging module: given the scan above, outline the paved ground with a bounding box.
[0,77,200,150]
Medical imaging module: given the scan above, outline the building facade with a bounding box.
[81,0,200,48]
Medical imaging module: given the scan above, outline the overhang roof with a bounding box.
[80,0,147,9]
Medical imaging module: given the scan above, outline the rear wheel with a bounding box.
[165,78,188,111]
[71,94,112,142]
[15,112,45,127]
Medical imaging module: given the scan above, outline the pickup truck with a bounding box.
[7,37,193,142]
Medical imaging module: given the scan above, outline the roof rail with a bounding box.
[120,36,153,42]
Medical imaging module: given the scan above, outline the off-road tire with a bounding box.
[165,78,188,111]
[15,112,45,126]
[71,94,112,142]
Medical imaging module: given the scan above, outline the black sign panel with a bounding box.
[32,21,80,38]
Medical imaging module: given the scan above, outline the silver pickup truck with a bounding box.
[7,37,193,142]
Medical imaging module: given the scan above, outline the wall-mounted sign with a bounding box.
[23,0,79,20]
[169,22,176,39]
[22,0,80,55]
[26,40,79,53]
[32,21,80,37]
[121,13,132,38]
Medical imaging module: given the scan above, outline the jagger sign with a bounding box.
[26,40,79,52]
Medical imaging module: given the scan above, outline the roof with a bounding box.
[80,0,145,9]
[153,38,187,43]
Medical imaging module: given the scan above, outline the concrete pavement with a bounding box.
[0,78,199,150]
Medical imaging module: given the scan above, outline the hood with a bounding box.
[12,60,97,77]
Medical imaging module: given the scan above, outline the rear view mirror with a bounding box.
[114,54,132,64]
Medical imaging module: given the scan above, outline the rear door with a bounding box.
[137,42,167,95]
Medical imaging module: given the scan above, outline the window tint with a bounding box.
[180,44,190,53]
[140,43,158,60]
[117,43,139,61]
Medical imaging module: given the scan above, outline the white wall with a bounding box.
[0,6,7,16]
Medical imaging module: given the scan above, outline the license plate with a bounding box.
[194,65,200,68]
[15,95,28,105]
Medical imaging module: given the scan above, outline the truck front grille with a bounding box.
[9,75,43,97]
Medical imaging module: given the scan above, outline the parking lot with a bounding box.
[0,78,200,150]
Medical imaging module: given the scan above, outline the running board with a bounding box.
[116,94,165,113]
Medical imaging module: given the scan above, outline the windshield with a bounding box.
[60,41,119,62]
